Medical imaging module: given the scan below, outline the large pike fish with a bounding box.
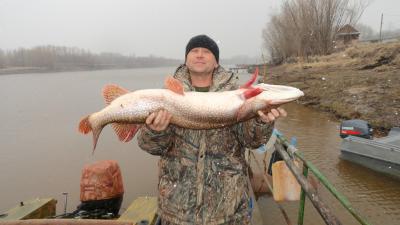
[78,68,304,152]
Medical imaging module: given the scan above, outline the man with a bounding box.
[137,35,286,225]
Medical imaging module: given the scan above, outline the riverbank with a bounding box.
[263,41,400,135]
[0,67,51,75]
[0,65,176,75]
[0,66,130,75]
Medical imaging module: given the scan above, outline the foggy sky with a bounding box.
[0,0,399,60]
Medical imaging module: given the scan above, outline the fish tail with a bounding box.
[91,127,103,155]
[78,115,92,134]
[79,115,103,154]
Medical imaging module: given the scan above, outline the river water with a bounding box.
[0,67,399,224]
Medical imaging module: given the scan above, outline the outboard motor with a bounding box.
[66,160,124,219]
[340,119,373,139]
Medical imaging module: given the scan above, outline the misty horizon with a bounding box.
[0,0,399,60]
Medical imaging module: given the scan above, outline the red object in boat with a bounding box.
[80,160,124,202]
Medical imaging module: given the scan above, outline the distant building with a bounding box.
[334,24,360,49]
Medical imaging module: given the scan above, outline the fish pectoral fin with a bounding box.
[242,87,262,99]
[103,84,130,105]
[236,101,253,122]
[165,76,184,95]
[240,67,259,89]
[111,123,141,142]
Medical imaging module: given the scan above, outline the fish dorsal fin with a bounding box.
[111,123,141,142]
[165,76,184,95]
[240,67,259,89]
[103,84,129,105]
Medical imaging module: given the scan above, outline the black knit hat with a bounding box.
[185,35,219,63]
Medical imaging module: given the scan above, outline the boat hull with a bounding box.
[340,131,400,179]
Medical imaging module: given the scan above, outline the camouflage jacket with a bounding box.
[137,65,274,225]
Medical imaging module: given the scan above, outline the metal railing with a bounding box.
[252,130,373,225]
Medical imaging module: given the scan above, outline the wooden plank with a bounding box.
[247,177,264,225]
[275,143,343,225]
[0,198,56,221]
[118,196,158,225]
[272,161,301,201]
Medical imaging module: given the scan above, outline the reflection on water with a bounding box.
[0,68,174,215]
[0,68,399,224]
[272,103,400,225]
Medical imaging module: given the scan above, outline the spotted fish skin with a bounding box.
[78,76,303,152]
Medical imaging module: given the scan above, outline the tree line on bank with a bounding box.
[262,0,370,64]
[0,45,180,70]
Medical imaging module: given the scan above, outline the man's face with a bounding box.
[185,47,218,75]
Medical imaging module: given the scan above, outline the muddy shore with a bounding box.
[261,41,400,135]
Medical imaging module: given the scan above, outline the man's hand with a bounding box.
[146,110,172,132]
[257,107,287,123]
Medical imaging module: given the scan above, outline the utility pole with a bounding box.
[379,13,383,42]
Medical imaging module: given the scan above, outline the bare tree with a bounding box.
[263,0,371,63]
[0,45,180,71]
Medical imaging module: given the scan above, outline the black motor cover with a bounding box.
[340,119,373,139]
[59,195,123,219]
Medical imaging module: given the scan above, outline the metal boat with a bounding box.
[339,119,400,178]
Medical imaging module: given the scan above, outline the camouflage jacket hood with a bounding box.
[137,65,274,225]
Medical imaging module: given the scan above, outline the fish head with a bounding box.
[254,83,304,105]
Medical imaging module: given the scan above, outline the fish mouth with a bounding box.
[268,97,300,105]
[255,83,304,104]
